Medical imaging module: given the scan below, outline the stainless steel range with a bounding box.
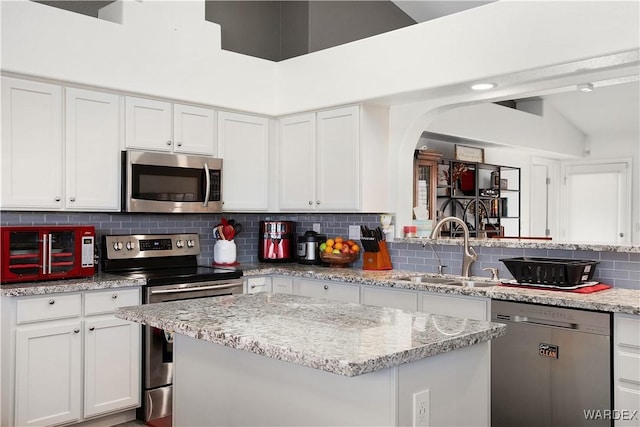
[102,233,243,426]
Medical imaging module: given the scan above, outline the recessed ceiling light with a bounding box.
[471,82,497,91]
[577,83,594,92]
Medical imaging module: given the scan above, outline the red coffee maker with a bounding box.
[258,221,296,262]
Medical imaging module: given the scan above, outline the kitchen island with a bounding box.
[116,292,506,427]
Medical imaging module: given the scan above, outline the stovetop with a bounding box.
[114,265,243,286]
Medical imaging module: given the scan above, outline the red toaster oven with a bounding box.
[1,225,95,284]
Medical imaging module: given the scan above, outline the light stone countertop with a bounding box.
[115,292,506,377]
[241,264,640,315]
[0,273,145,296]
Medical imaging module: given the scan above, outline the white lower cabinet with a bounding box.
[418,292,490,321]
[293,278,360,303]
[15,320,83,426]
[272,276,294,294]
[246,277,272,294]
[614,313,640,426]
[361,286,418,311]
[6,288,141,427]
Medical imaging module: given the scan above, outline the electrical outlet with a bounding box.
[312,223,321,233]
[413,389,430,427]
[348,225,360,240]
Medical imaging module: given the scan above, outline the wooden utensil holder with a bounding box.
[363,241,392,270]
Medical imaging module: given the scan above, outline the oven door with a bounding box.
[144,280,243,388]
[124,150,223,213]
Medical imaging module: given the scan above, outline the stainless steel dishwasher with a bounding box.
[491,300,612,427]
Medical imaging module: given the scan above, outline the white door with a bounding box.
[217,111,269,210]
[65,88,121,211]
[279,113,316,210]
[15,321,82,427]
[84,316,140,418]
[562,159,631,243]
[1,77,63,209]
[125,97,172,151]
[173,104,216,155]
[316,106,360,211]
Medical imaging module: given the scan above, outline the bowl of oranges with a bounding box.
[319,236,360,268]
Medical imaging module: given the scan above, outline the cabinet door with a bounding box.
[15,321,82,427]
[1,77,63,209]
[361,286,418,311]
[315,106,360,211]
[296,279,360,303]
[173,104,216,156]
[218,111,269,210]
[419,292,489,321]
[125,96,172,151]
[84,316,141,418]
[614,314,640,426]
[65,88,121,211]
[279,113,316,210]
[272,276,294,294]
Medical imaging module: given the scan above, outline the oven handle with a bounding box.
[202,163,211,207]
[149,282,242,295]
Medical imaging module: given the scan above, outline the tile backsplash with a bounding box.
[2,211,638,289]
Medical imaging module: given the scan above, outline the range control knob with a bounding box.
[126,241,135,250]
[113,242,124,251]
[187,239,195,248]
[176,240,184,248]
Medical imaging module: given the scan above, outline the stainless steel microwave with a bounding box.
[122,150,223,213]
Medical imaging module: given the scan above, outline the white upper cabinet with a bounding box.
[278,113,316,210]
[1,78,121,211]
[316,106,360,211]
[278,105,388,212]
[173,104,216,155]
[1,77,64,209]
[65,88,121,210]
[218,111,269,211]
[125,96,216,156]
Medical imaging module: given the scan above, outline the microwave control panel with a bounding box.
[81,236,95,267]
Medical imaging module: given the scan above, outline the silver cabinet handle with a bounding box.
[166,140,172,146]
[323,284,329,290]
[202,163,211,207]
[316,200,321,205]
[112,293,118,299]
[48,299,55,305]
[55,196,61,202]
[177,141,182,146]
[308,201,313,205]
[69,197,76,202]
[88,326,95,331]
[42,234,48,275]
[73,329,80,334]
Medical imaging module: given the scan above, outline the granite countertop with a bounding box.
[0,273,145,296]
[115,292,506,377]
[394,237,640,254]
[241,264,640,315]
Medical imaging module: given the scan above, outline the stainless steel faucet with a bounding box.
[429,216,478,277]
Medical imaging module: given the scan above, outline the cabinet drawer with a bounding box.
[84,288,140,316]
[617,315,640,348]
[361,287,418,311]
[618,351,640,384]
[297,280,360,303]
[272,277,293,294]
[420,293,488,321]
[246,277,271,294]
[16,294,81,324]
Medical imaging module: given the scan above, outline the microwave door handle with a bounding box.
[47,233,53,274]
[202,163,211,207]
[42,234,48,274]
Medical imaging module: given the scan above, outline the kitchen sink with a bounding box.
[395,276,498,288]
[448,280,498,288]
[395,276,460,285]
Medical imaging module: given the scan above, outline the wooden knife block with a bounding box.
[363,241,392,270]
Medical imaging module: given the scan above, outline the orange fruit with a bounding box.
[324,246,334,253]
[326,238,335,248]
[335,236,344,243]
[351,244,360,252]
[346,240,355,246]
[334,242,343,250]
